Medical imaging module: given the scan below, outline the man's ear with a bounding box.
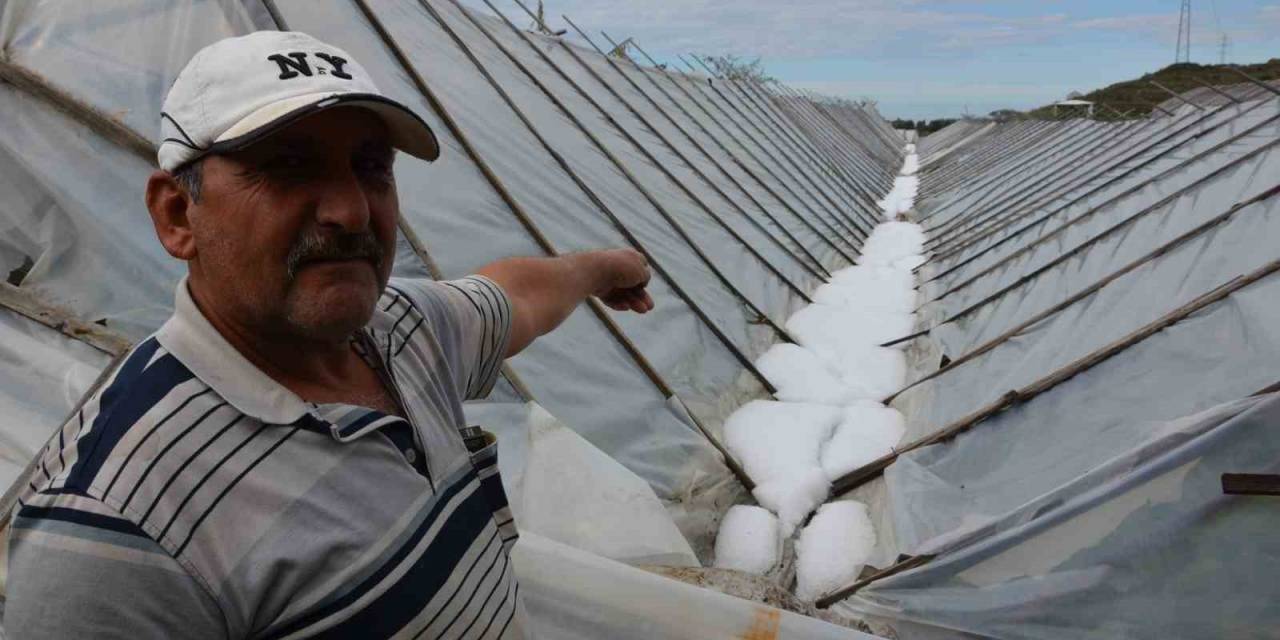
[145,170,197,260]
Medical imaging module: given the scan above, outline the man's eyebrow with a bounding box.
[356,139,394,156]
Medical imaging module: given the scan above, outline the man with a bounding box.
[3,31,652,638]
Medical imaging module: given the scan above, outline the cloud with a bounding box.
[455,1,1280,118]
[790,78,1078,117]
[1069,6,1280,47]
[462,0,1077,59]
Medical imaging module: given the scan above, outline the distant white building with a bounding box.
[1052,98,1095,117]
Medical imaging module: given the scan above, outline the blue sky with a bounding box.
[464,1,1280,120]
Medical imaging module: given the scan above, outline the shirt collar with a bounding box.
[155,276,314,425]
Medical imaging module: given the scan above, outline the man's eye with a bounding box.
[356,157,394,182]
[356,157,389,172]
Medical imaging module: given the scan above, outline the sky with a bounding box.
[461,0,1280,120]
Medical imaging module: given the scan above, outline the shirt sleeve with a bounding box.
[3,496,228,639]
[390,275,513,400]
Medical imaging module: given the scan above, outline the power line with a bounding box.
[1210,0,1228,65]
[1172,0,1192,63]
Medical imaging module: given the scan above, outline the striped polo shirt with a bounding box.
[3,275,525,639]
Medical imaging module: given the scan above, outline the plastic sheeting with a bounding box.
[515,531,881,640]
[905,148,1280,440]
[0,0,900,633]
[933,96,1273,274]
[0,310,109,488]
[844,393,1280,639]
[272,1,772,529]
[890,267,1280,553]
[0,0,900,575]
[500,402,699,567]
[0,0,271,142]
[933,101,1280,300]
[829,90,1280,636]
[0,80,181,338]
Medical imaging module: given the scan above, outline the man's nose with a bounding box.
[314,169,371,232]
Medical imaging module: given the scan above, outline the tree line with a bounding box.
[889,118,958,135]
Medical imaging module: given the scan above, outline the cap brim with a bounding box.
[209,91,440,162]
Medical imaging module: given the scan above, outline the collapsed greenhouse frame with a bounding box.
[1,0,1278,637]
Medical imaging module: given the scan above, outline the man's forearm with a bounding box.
[478,253,607,335]
[476,250,651,358]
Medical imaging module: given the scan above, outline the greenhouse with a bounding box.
[0,1,1276,637]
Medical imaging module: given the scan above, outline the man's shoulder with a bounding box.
[369,276,486,346]
[54,336,211,493]
[27,333,312,546]
[380,276,507,315]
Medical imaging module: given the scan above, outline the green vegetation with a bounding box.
[701,54,775,83]
[890,118,958,135]
[1029,58,1280,119]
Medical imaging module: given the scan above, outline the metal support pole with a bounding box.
[687,54,886,234]
[476,0,824,295]
[767,81,889,188]
[601,28,866,253]
[1192,77,1242,104]
[398,0,783,393]
[891,179,1280,405]
[927,87,1261,263]
[561,17,863,265]
[449,0,810,330]
[833,254,1280,496]
[1149,100,1176,117]
[718,64,888,226]
[1150,80,1205,110]
[919,94,1275,294]
[620,36,872,247]
[497,10,834,280]
[349,0,759,489]
[1227,67,1280,98]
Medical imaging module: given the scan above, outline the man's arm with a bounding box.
[4,498,229,639]
[476,249,654,358]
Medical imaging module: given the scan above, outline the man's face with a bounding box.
[186,107,399,342]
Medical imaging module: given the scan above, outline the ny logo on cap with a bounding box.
[267,52,353,80]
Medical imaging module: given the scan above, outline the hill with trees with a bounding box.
[1029,59,1280,119]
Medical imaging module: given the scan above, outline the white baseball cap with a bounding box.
[158,30,439,172]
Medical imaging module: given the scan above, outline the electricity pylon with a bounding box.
[1175,0,1192,63]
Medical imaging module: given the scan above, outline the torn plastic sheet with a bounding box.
[842,393,1280,639]
[510,402,699,567]
[515,531,883,640]
[0,309,110,489]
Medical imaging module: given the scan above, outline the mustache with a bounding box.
[285,229,385,280]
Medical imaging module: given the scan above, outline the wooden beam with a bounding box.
[1227,67,1280,98]
[0,282,131,356]
[1222,474,1280,496]
[883,175,1280,403]
[820,379,1280,608]
[0,59,154,163]
[1150,80,1205,111]
[832,255,1280,496]
[814,554,935,609]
